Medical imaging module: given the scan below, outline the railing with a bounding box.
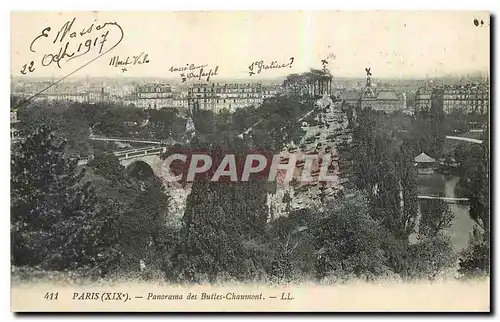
[89,135,162,145]
[76,146,166,166]
[118,147,165,160]
[115,146,162,156]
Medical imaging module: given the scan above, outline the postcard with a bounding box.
[10,11,490,312]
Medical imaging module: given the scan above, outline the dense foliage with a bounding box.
[10,75,489,283]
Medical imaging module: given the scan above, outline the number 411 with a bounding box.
[44,292,58,300]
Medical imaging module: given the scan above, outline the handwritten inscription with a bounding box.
[180,66,219,83]
[168,63,219,83]
[248,58,294,76]
[109,52,150,68]
[21,17,124,75]
[325,52,336,61]
[169,63,208,73]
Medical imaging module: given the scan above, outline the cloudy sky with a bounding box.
[11,11,490,80]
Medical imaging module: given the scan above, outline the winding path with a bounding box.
[445,135,483,144]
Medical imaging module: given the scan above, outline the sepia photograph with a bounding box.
[9,10,490,312]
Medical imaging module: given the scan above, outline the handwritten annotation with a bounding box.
[109,52,150,68]
[169,64,208,73]
[248,58,294,76]
[22,17,124,75]
[169,64,219,83]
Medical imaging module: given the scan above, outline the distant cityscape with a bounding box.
[11,70,489,116]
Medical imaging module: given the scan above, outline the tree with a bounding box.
[89,152,125,184]
[410,110,445,158]
[172,181,248,283]
[466,143,490,233]
[170,138,273,283]
[117,178,170,271]
[313,193,391,282]
[419,199,454,237]
[251,95,313,151]
[18,102,93,158]
[86,153,172,274]
[267,208,317,282]
[455,140,489,234]
[351,110,418,241]
[148,107,186,140]
[11,125,97,269]
[283,73,307,95]
[405,234,456,280]
[458,226,490,278]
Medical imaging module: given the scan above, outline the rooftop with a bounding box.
[376,91,399,100]
[341,91,361,101]
[415,152,436,163]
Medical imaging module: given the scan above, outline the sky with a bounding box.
[10,11,490,80]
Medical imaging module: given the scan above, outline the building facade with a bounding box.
[442,83,489,114]
[135,83,174,109]
[188,83,265,113]
[415,83,489,115]
[349,69,406,114]
[415,88,432,112]
[11,108,21,144]
[262,84,282,99]
[361,90,404,113]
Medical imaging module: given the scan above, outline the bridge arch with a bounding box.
[120,154,164,179]
[125,160,156,180]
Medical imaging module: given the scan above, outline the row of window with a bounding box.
[444,106,488,113]
[444,99,488,103]
[198,103,252,112]
[137,87,172,93]
[193,93,263,98]
[190,88,262,93]
[416,98,489,103]
[193,98,262,104]
[138,94,174,98]
[443,89,488,95]
[443,95,488,99]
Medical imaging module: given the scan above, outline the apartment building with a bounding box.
[136,83,174,109]
[415,83,489,115]
[188,83,265,113]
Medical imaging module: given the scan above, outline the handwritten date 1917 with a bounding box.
[22,17,123,74]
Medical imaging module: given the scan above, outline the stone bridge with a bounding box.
[115,146,167,178]
[79,144,189,221]
[87,135,178,178]
[78,145,168,178]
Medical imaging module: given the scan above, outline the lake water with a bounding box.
[416,174,475,252]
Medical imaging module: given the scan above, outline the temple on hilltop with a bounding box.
[305,69,334,97]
